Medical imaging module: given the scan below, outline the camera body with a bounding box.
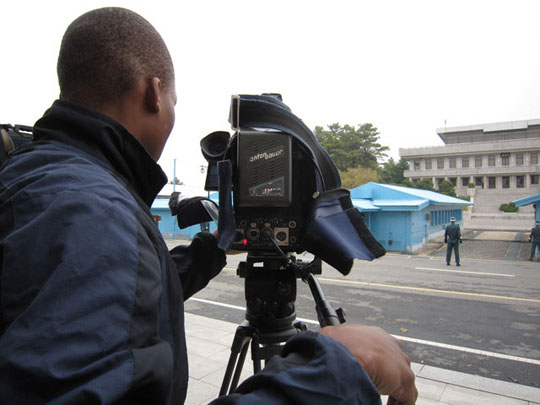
[200,94,384,278]
[231,130,316,253]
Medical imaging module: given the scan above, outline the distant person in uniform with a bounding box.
[528,221,540,261]
[444,217,462,266]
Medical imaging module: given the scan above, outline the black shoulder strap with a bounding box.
[0,125,34,166]
[228,95,341,191]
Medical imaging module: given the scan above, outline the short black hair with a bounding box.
[57,7,174,107]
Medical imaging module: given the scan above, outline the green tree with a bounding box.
[401,178,413,188]
[340,167,380,189]
[437,179,456,197]
[169,177,183,185]
[380,157,410,185]
[314,123,389,171]
[416,178,435,191]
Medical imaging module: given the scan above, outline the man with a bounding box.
[444,217,462,266]
[0,8,416,404]
[529,221,540,261]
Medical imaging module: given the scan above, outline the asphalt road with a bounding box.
[181,249,540,388]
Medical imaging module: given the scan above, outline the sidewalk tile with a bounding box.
[440,385,528,405]
[415,377,446,401]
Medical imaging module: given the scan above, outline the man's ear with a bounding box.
[145,77,162,114]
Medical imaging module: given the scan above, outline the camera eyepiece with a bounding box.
[200,131,230,162]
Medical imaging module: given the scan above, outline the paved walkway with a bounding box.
[184,313,540,405]
[421,230,537,262]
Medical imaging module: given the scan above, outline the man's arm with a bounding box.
[169,232,226,300]
[321,324,417,404]
[212,326,417,405]
[0,190,167,404]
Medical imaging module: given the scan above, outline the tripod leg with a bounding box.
[229,340,250,393]
[219,323,255,396]
[251,334,262,374]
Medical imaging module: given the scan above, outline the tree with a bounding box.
[416,178,435,191]
[401,178,413,188]
[170,177,183,185]
[340,167,380,189]
[314,123,389,171]
[437,179,456,197]
[380,157,409,185]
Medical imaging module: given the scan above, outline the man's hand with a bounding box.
[321,323,417,405]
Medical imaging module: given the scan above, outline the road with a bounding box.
[181,249,540,388]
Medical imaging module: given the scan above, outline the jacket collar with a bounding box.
[33,100,167,207]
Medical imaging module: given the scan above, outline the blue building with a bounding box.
[350,182,473,253]
[513,193,540,223]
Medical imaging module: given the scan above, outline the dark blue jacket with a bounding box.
[0,101,380,404]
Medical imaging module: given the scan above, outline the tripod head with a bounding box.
[219,252,345,396]
[237,251,321,334]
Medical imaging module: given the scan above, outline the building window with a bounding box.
[412,178,418,185]
[516,153,524,166]
[461,157,469,168]
[516,175,525,188]
[436,178,444,187]
[531,152,538,164]
[449,158,456,168]
[531,174,539,185]
[488,155,496,166]
[425,159,432,169]
[501,153,510,166]
[462,177,469,187]
[414,160,420,170]
[475,177,483,188]
[488,177,496,189]
[475,155,482,167]
[502,176,510,188]
[449,177,457,186]
[437,158,444,169]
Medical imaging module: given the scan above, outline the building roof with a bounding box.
[351,199,381,212]
[436,119,540,144]
[152,197,170,210]
[437,119,540,135]
[512,193,540,207]
[350,182,473,212]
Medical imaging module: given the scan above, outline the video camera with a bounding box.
[202,127,315,254]
[199,94,385,274]
[194,94,387,395]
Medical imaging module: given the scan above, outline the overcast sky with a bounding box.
[2,0,540,193]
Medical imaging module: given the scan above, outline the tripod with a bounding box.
[219,253,345,396]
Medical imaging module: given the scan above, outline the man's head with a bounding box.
[536,221,540,227]
[57,7,176,160]
[450,217,456,223]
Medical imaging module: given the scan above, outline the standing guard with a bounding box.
[444,217,462,266]
[529,221,540,262]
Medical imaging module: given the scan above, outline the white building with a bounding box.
[400,119,540,197]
